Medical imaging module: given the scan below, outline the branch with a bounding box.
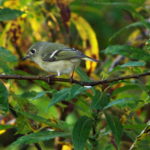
[0,72,150,86]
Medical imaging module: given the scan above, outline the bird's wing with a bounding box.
[42,48,84,62]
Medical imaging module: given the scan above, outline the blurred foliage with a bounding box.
[0,0,150,150]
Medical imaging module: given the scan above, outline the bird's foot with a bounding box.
[70,76,74,83]
[46,74,56,84]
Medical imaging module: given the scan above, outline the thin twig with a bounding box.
[0,72,150,86]
[129,121,150,150]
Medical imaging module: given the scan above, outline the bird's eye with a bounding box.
[30,49,36,54]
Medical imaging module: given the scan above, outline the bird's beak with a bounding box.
[22,55,30,60]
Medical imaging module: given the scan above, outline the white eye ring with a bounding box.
[30,49,36,54]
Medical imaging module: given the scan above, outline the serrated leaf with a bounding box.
[0,81,8,111]
[8,131,70,150]
[0,8,24,21]
[105,113,123,146]
[72,116,93,150]
[91,91,110,110]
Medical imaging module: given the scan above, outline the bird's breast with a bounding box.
[33,57,80,74]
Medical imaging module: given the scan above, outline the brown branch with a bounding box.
[0,72,150,86]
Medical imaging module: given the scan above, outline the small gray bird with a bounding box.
[23,42,98,76]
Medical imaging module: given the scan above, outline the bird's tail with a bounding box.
[82,56,99,62]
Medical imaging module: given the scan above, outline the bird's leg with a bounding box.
[57,70,61,77]
[70,66,75,83]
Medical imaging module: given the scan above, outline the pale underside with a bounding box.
[32,56,81,76]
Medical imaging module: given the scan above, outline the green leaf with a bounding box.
[0,8,24,21]
[104,98,137,109]
[0,0,6,5]
[76,67,90,81]
[72,116,93,150]
[0,124,13,130]
[21,91,37,99]
[0,47,17,73]
[0,47,17,62]
[68,84,88,99]
[91,90,110,110]
[48,88,69,108]
[110,21,150,41]
[112,84,142,96]
[103,45,150,61]
[128,0,146,6]
[0,62,13,73]
[0,81,8,111]
[105,113,123,146]
[8,131,70,150]
[120,61,145,67]
[48,85,88,108]
[31,91,52,100]
[19,111,68,130]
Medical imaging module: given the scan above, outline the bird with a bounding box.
[23,42,98,77]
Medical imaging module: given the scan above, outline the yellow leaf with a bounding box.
[127,29,145,46]
[62,144,72,150]
[71,13,99,74]
[28,14,43,41]
[0,130,6,135]
[4,0,20,8]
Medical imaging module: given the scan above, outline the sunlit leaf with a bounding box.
[0,8,24,21]
[71,13,99,73]
[72,116,93,150]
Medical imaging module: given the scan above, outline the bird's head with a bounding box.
[22,42,47,61]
